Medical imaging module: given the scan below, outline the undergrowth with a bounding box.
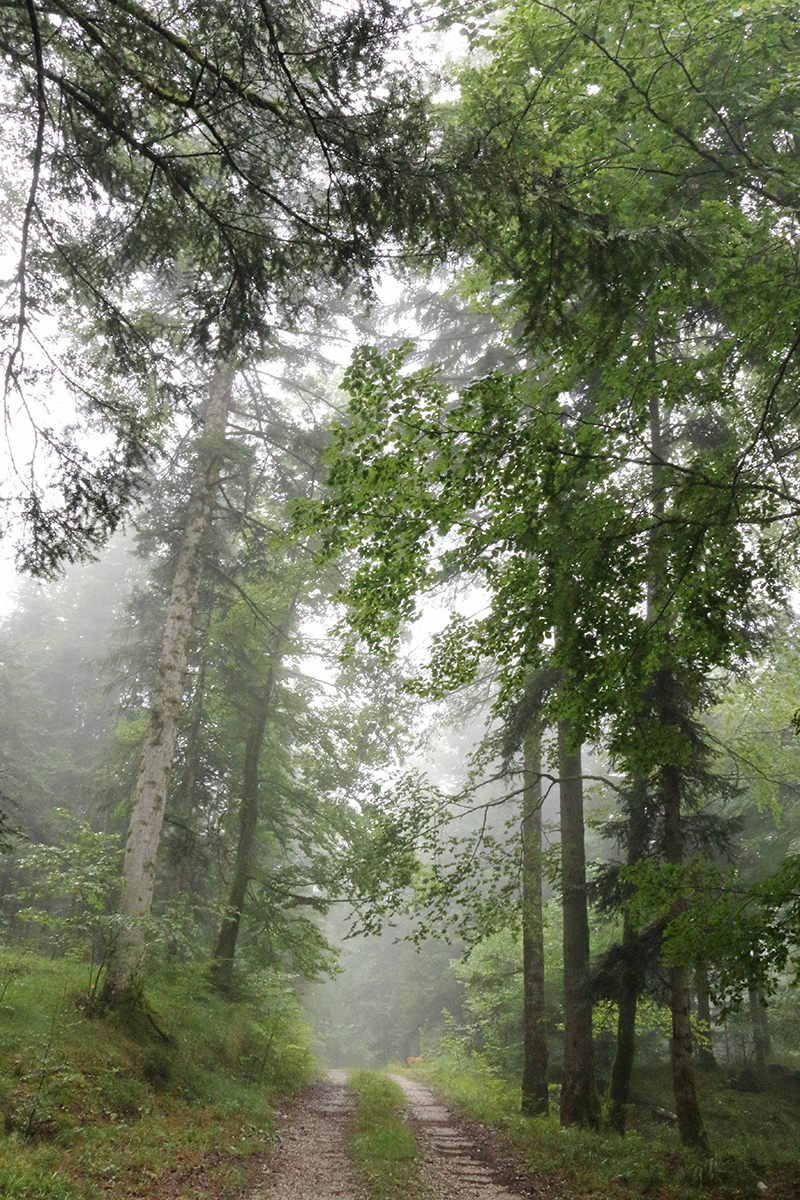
[347,1070,424,1199]
[413,1052,800,1200]
[0,947,314,1199]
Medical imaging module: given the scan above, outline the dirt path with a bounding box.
[249,1070,535,1200]
[389,1074,534,1199]
[249,1070,366,1200]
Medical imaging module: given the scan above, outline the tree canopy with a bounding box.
[1,0,437,573]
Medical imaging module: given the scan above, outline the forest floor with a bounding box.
[249,1070,541,1200]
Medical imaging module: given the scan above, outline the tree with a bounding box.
[98,359,431,998]
[104,359,233,999]
[604,776,651,1132]
[8,0,441,1002]
[558,722,601,1128]
[1,0,436,573]
[428,0,800,1142]
[520,711,548,1115]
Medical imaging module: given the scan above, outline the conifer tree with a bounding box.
[1,0,436,573]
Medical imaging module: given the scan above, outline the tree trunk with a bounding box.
[663,759,709,1151]
[646,380,708,1149]
[608,778,649,1134]
[695,964,716,1069]
[607,911,638,1133]
[210,681,270,994]
[521,719,548,1116]
[558,719,601,1130]
[210,591,299,993]
[104,360,234,1001]
[749,989,770,1072]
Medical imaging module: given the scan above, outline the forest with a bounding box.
[1,0,800,1197]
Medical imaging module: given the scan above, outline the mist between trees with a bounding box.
[2,0,800,1180]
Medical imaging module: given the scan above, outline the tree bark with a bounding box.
[695,964,716,1069]
[749,989,770,1072]
[608,779,649,1134]
[210,590,300,993]
[558,719,601,1130]
[104,360,234,1001]
[210,680,270,994]
[607,914,638,1134]
[663,759,709,1151]
[521,719,548,1116]
[646,383,709,1149]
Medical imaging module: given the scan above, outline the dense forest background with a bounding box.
[2,0,800,1195]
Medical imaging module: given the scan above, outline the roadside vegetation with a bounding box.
[0,949,313,1200]
[404,1050,800,1200]
[347,1071,423,1200]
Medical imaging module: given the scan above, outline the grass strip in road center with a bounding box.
[347,1070,425,1199]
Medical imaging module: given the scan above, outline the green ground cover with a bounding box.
[347,1070,424,1199]
[0,949,313,1200]
[410,1053,800,1200]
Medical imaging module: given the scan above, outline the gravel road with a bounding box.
[250,1069,537,1200]
[249,1070,366,1200]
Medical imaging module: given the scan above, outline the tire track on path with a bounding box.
[389,1073,529,1199]
[251,1069,533,1200]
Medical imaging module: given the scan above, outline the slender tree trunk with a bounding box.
[607,913,638,1133]
[749,989,770,1071]
[558,719,601,1130]
[210,682,270,994]
[210,592,300,992]
[663,759,709,1150]
[695,964,716,1069]
[521,719,548,1116]
[104,360,234,1001]
[646,378,708,1149]
[608,779,649,1134]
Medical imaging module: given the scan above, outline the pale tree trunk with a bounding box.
[521,718,548,1116]
[105,361,234,1001]
[558,719,601,1130]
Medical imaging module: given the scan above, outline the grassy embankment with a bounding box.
[403,1053,800,1200]
[0,948,314,1200]
[347,1070,424,1199]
